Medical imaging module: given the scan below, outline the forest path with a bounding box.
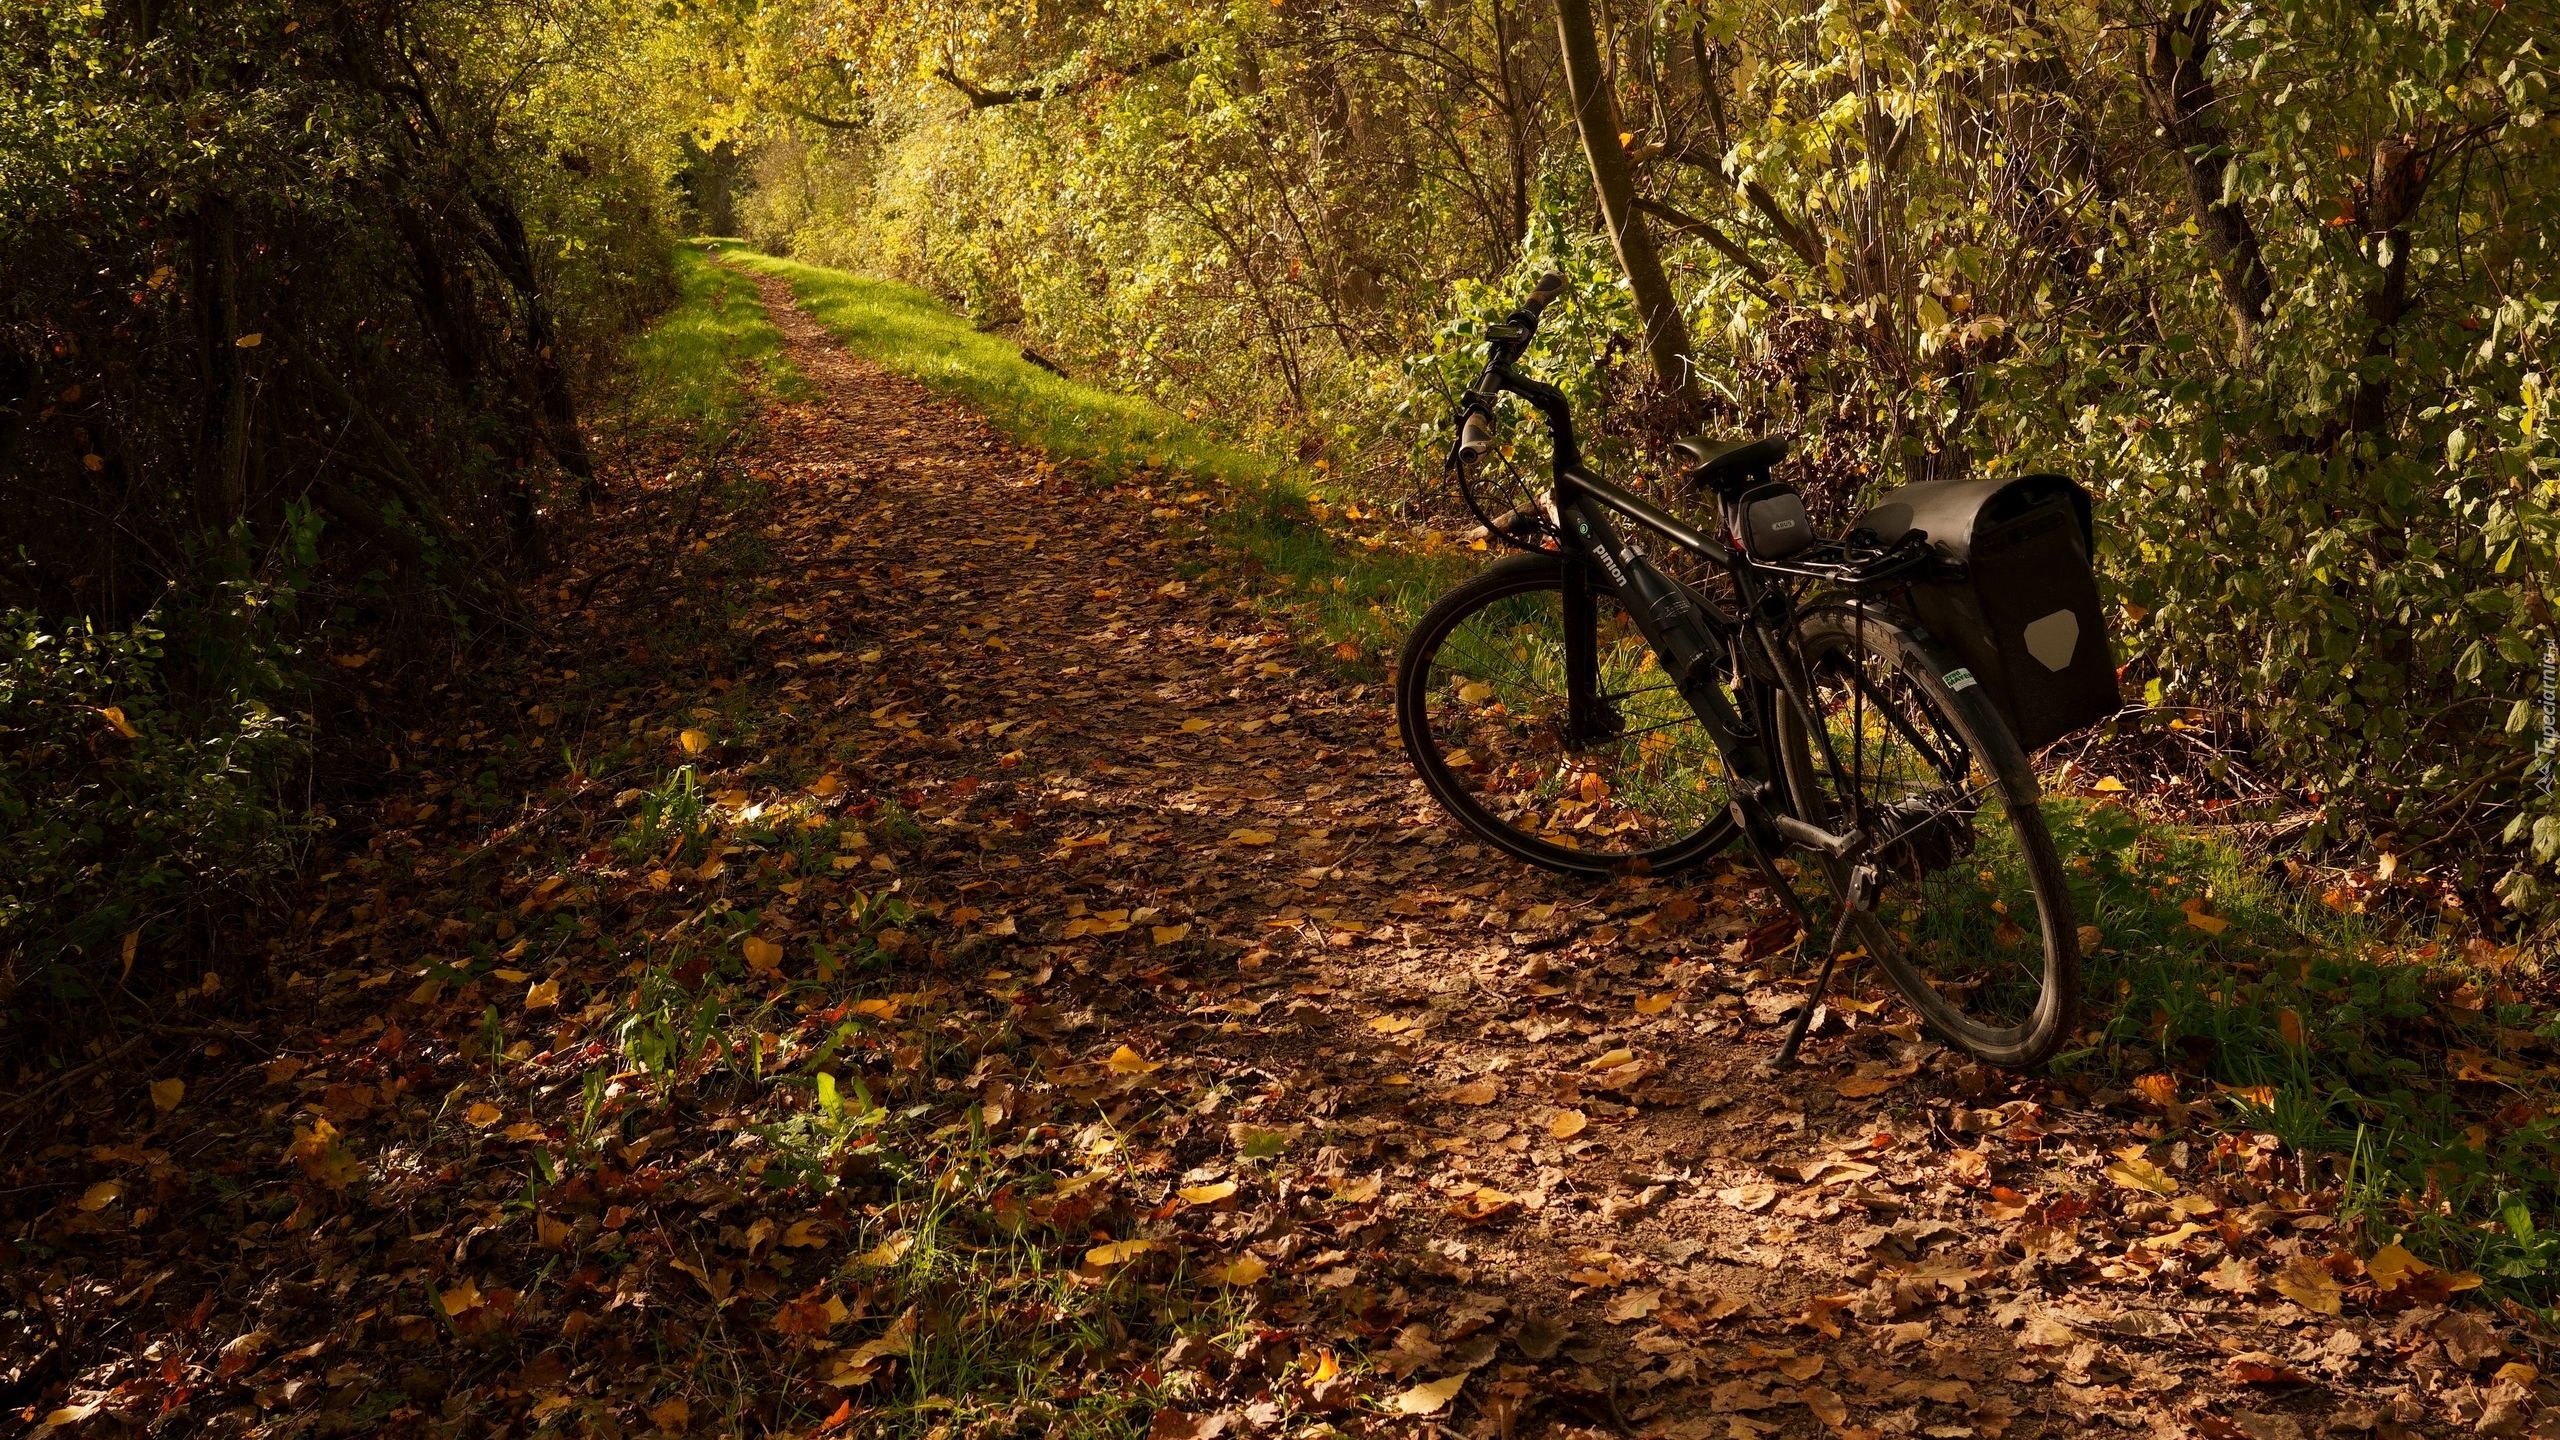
[0,275,2429,1440]
[732,276,2396,1438]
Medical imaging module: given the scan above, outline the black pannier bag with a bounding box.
[1849,474,2121,752]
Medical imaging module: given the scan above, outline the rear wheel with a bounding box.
[1397,553,1737,876]
[1774,606,2079,1068]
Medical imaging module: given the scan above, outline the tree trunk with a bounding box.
[1553,0,1698,413]
[2139,0,2273,364]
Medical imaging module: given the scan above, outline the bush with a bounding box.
[0,610,303,1017]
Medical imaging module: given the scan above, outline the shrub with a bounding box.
[0,610,303,1018]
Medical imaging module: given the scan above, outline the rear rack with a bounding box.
[1749,531,1937,591]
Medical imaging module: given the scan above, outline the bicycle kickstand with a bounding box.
[1767,862,1878,1071]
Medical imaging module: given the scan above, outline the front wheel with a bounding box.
[1396,553,1738,876]
[1775,606,2080,1068]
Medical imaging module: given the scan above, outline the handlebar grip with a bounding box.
[1457,410,1496,462]
[1520,272,1568,317]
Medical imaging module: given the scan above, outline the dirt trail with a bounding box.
[735,280,2415,1437]
[0,277,2465,1440]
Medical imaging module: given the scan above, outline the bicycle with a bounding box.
[1397,274,2107,1070]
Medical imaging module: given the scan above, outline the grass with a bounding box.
[692,241,2560,1309]
[621,242,815,444]
[707,241,1465,664]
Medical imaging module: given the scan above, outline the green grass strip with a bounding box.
[621,242,815,444]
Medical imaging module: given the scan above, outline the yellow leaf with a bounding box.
[98,705,140,739]
[492,968,531,983]
[463,1102,505,1129]
[1584,1047,1636,1070]
[809,773,843,797]
[1179,1181,1238,1205]
[2185,906,2230,937]
[1550,1109,1589,1140]
[1085,1238,1153,1266]
[2277,1008,2305,1048]
[648,1399,690,1432]
[1456,680,1493,705]
[2091,776,2127,793]
[1106,1044,1161,1076]
[2104,1146,2180,1196]
[2272,1255,2343,1315]
[234,332,263,348]
[1367,1013,1419,1034]
[1219,1255,1269,1285]
[150,1078,185,1113]
[1226,828,1276,845]
[857,1234,913,1267]
[678,728,710,755]
[1445,1078,1499,1106]
[1151,923,1192,945]
[524,979,560,1011]
[1180,718,1213,733]
[441,1278,484,1316]
[2365,1242,2429,1290]
[742,936,784,972]
[1394,1374,1467,1415]
[536,1214,573,1248]
[1635,994,1674,1015]
[78,1179,123,1212]
[1305,1349,1339,1383]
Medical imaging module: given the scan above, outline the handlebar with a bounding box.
[1454,273,1567,463]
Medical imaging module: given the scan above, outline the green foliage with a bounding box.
[0,610,303,1013]
[717,0,2560,923]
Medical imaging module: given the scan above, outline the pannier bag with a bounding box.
[1850,474,2121,752]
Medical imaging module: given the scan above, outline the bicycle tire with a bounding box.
[1396,552,1739,877]
[1774,605,2080,1068]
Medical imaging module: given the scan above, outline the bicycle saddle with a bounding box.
[1672,434,1791,490]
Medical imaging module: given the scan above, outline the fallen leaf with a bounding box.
[1803,1385,1849,1427]
[2104,1146,2179,1196]
[1448,1187,1520,1225]
[1445,1078,1499,1106]
[1717,1181,1778,1213]
[1585,1047,1636,1070]
[2271,1255,2342,1315]
[525,979,560,1011]
[1179,1180,1238,1205]
[1086,1238,1154,1266]
[1636,994,1674,1015]
[1393,1374,1466,1416]
[678,728,710,755]
[150,1077,185,1113]
[1549,1109,1588,1140]
[463,1102,505,1128]
[442,1278,484,1316]
[856,1234,913,1267]
[2091,776,2127,793]
[1604,1287,1662,1323]
[1151,923,1191,945]
[1106,1044,1161,1076]
[79,1179,122,1211]
[1217,1256,1269,1285]
[1226,828,1275,846]
[2364,1242,2429,1291]
[742,936,784,972]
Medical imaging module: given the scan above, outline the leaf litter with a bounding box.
[0,272,2536,1439]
